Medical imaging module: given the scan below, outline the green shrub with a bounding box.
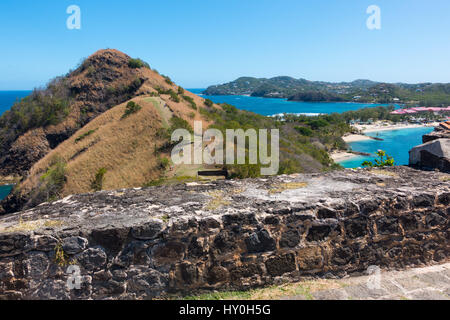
[132,77,143,88]
[143,178,166,187]
[226,162,262,179]
[158,157,170,170]
[75,129,97,143]
[106,86,117,96]
[295,126,313,136]
[0,78,71,138]
[182,95,197,110]
[307,119,329,130]
[128,58,150,69]
[91,167,107,191]
[122,101,142,119]
[163,75,173,85]
[169,116,193,134]
[39,156,67,202]
[169,90,180,103]
[362,150,395,168]
[178,87,185,95]
[204,99,214,107]
[86,66,95,77]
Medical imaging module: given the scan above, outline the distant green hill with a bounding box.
[203,77,450,106]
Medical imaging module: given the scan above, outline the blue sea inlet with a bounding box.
[339,127,434,168]
[188,89,393,116]
[0,185,13,201]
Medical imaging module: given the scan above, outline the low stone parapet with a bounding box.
[0,167,448,299]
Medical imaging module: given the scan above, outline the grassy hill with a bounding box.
[0,50,353,214]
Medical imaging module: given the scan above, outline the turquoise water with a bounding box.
[339,127,434,168]
[189,89,394,116]
[0,185,13,201]
[0,90,31,115]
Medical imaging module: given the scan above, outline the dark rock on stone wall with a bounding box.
[0,167,448,300]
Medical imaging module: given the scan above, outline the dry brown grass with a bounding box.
[268,182,308,194]
[369,169,399,178]
[13,50,223,201]
[21,97,169,196]
[0,218,63,233]
[179,278,342,300]
[204,190,231,211]
[19,95,220,199]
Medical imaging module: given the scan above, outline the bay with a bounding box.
[339,127,434,168]
[189,89,394,116]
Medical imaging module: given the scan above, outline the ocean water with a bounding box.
[189,89,393,116]
[0,91,31,200]
[0,185,13,201]
[0,90,31,115]
[339,127,434,168]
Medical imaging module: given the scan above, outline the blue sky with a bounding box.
[0,0,449,89]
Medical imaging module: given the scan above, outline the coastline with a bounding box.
[0,174,19,186]
[354,122,438,134]
[342,134,373,143]
[332,123,438,163]
[330,151,359,162]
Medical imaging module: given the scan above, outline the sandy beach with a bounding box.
[354,122,439,133]
[343,134,373,143]
[341,122,439,143]
[330,151,360,162]
[332,122,439,163]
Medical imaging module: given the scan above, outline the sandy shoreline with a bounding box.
[342,123,438,143]
[355,122,438,133]
[330,151,360,162]
[333,122,438,163]
[343,134,373,143]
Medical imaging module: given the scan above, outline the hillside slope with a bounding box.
[0,49,349,214]
[0,49,153,177]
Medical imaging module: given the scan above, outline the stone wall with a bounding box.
[0,167,449,300]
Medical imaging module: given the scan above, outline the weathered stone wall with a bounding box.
[0,167,449,300]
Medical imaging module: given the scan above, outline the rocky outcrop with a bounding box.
[423,122,450,143]
[410,123,450,173]
[0,167,448,300]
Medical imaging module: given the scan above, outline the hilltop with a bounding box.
[203,76,450,106]
[0,49,351,214]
